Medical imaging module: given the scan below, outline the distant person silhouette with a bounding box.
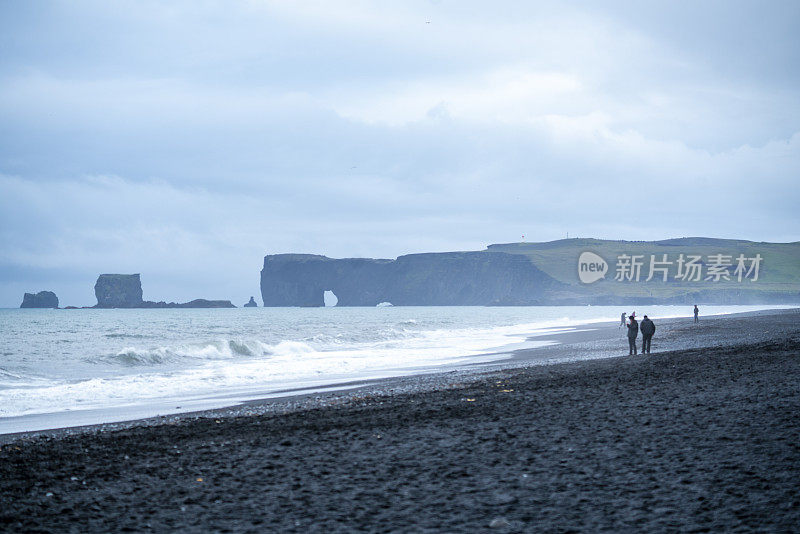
[626,313,639,355]
[620,312,626,328]
[694,305,699,323]
[640,315,655,354]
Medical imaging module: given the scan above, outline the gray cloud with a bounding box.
[0,0,798,306]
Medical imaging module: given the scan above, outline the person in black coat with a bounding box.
[626,313,639,355]
[640,315,656,354]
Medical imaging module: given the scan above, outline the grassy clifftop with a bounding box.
[487,238,800,301]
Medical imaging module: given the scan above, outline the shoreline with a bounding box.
[3,307,798,442]
[1,310,798,530]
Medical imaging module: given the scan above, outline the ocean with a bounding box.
[0,304,793,433]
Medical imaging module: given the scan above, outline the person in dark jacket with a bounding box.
[626,313,639,355]
[694,305,699,323]
[640,315,655,354]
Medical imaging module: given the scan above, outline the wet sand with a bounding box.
[1,310,799,532]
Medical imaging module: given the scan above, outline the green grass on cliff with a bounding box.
[487,238,800,298]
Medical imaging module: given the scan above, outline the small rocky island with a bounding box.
[20,291,59,308]
[94,274,235,308]
[94,274,143,308]
[243,296,258,307]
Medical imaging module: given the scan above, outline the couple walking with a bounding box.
[626,312,655,355]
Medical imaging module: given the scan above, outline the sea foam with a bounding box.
[0,304,794,421]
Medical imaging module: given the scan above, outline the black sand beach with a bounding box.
[1,310,799,532]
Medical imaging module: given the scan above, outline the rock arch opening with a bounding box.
[323,290,338,307]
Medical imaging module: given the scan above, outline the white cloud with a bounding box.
[329,68,582,125]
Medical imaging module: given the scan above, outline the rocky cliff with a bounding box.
[260,252,565,307]
[95,274,143,308]
[20,291,59,308]
[243,296,258,307]
[94,274,235,308]
[260,238,800,306]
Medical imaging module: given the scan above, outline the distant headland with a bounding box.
[260,238,800,307]
[18,237,800,309]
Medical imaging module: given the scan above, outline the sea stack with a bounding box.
[92,273,236,308]
[94,274,144,308]
[243,296,258,307]
[20,291,59,308]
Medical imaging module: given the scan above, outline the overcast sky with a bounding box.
[1,0,799,306]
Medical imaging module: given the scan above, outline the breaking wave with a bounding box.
[2,304,794,421]
[97,339,317,366]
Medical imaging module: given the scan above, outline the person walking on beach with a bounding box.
[694,305,699,323]
[620,312,626,328]
[640,315,655,354]
[626,313,639,355]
